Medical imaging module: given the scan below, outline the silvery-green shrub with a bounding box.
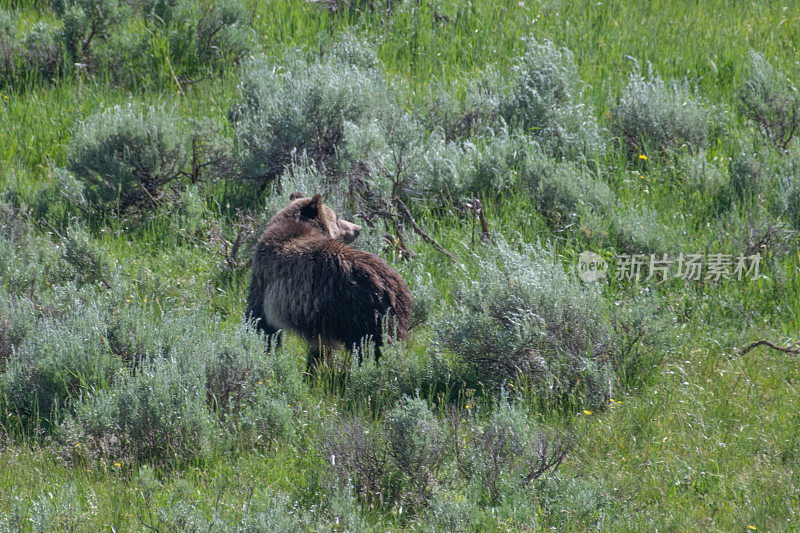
[0,196,27,244]
[437,240,613,403]
[345,342,451,410]
[60,223,113,289]
[105,307,301,411]
[412,132,613,225]
[384,396,446,512]
[458,134,531,195]
[0,11,15,82]
[777,147,800,229]
[427,134,613,223]
[309,0,405,16]
[609,293,666,391]
[321,417,388,505]
[0,291,35,368]
[1,304,122,425]
[460,135,613,221]
[612,64,715,155]
[611,207,673,256]
[63,352,219,466]
[421,69,503,141]
[340,107,451,214]
[501,39,605,160]
[533,157,614,224]
[410,134,472,199]
[679,150,726,201]
[503,40,581,129]
[67,103,186,214]
[21,483,83,532]
[327,32,381,70]
[0,13,63,88]
[0,224,78,301]
[356,109,430,196]
[162,0,253,81]
[409,271,439,328]
[238,392,295,448]
[59,0,131,65]
[513,473,615,530]
[322,396,446,514]
[233,52,386,183]
[786,185,800,230]
[460,399,571,507]
[261,158,349,221]
[417,488,477,533]
[23,23,63,82]
[309,485,371,532]
[738,50,800,151]
[195,1,251,65]
[729,146,768,206]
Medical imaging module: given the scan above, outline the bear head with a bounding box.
[279,192,362,243]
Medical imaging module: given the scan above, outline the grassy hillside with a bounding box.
[1,0,799,530]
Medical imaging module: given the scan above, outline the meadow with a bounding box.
[1,0,799,530]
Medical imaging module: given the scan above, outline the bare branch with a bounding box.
[522,432,574,485]
[736,339,800,357]
[392,194,456,262]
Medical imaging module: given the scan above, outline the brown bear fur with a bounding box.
[246,192,412,368]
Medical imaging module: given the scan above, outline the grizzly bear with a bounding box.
[246,192,412,369]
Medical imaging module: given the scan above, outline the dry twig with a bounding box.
[392,194,456,262]
[736,339,800,357]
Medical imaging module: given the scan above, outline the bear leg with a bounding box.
[306,345,331,371]
[306,337,330,371]
[372,338,384,365]
[351,336,382,366]
[251,316,283,352]
[266,330,283,352]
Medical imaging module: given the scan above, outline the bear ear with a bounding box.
[299,194,322,219]
[289,191,304,201]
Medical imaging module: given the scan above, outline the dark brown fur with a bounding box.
[246,193,412,368]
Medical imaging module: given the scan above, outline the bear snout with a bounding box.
[338,220,361,243]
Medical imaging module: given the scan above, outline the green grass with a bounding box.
[1,0,800,530]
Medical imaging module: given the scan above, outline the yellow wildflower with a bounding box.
[114,462,121,467]
[583,409,593,415]
[638,154,647,160]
